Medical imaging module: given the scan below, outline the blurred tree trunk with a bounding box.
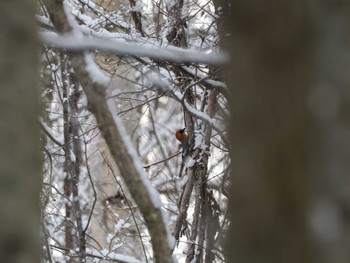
[227,1,350,263]
[0,1,40,262]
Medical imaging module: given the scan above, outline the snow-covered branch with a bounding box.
[40,32,228,66]
[42,0,174,261]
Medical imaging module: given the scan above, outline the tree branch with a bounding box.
[42,0,174,261]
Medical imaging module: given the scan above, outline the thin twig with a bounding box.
[101,153,149,263]
[143,151,181,169]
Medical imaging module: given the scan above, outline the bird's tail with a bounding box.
[179,160,185,177]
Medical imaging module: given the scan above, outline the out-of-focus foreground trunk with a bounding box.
[0,1,41,262]
[227,2,350,263]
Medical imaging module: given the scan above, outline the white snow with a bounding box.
[115,219,126,232]
[63,0,84,37]
[79,0,96,9]
[92,249,144,263]
[106,99,162,209]
[130,0,142,12]
[164,0,175,9]
[40,32,227,66]
[181,66,228,91]
[36,15,53,28]
[84,53,111,86]
[186,157,196,168]
[106,99,176,251]
[194,132,204,150]
[70,149,76,163]
[39,119,65,146]
[184,100,218,129]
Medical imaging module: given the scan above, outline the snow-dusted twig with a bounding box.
[143,151,181,169]
[101,152,148,262]
[42,0,174,261]
[156,84,228,147]
[39,119,64,147]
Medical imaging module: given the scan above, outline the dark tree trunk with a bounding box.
[227,1,350,263]
[0,0,41,262]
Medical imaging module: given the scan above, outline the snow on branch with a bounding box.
[39,118,64,147]
[180,65,230,97]
[155,84,228,147]
[106,100,163,209]
[42,0,174,261]
[84,53,111,86]
[40,32,228,66]
[184,100,217,127]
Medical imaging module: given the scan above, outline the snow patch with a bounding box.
[84,53,111,86]
[107,100,162,209]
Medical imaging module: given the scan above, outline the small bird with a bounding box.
[175,128,189,158]
[175,128,189,176]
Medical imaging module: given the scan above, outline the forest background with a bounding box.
[1,1,350,263]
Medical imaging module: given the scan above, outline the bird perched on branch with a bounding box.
[175,128,189,176]
[175,128,189,158]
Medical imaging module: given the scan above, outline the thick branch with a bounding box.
[41,33,226,66]
[42,0,173,261]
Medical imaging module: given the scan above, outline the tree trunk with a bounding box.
[227,1,350,263]
[0,1,40,262]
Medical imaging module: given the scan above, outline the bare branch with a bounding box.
[42,0,174,261]
[143,151,181,169]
